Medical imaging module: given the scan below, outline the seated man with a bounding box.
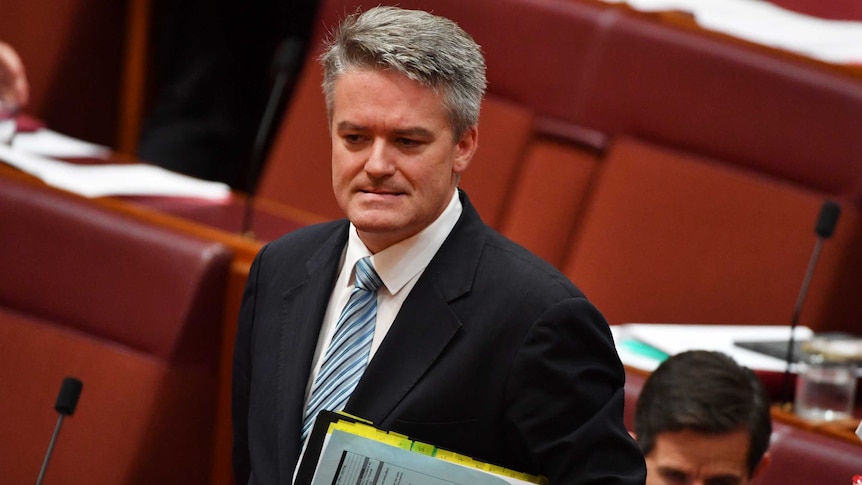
[634,350,772,485]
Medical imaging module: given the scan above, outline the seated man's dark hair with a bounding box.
[635,350,772,476]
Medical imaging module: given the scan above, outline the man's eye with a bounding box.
[397,138,422,148]
[659,469,687,484]
[343,134,365,144]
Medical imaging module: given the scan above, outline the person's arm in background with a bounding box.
[0,41,29,115]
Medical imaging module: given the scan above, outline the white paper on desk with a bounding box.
[613,323,814,373]
[12,128,111,159]
[310,430,532,485]
[694,1,862,65]
[0,143,230,200]
[598,0,862,64]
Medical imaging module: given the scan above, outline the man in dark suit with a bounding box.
[232,6,645,484]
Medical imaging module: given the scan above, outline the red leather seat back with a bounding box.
[0,177,232,364]
[762,422,862,484]
[0,177,234,482]
[562,137,862,331]
[579,11,862,203]
[499,138,599,268]
[0,308,219,483]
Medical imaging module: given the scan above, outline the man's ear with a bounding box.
[628,430,637,441]
[453,126,478,174]
[750,452,771,480]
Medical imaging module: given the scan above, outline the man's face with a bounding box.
[645,428,764,485]
[330,68,477,253]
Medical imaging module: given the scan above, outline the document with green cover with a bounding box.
[295,411,547,485]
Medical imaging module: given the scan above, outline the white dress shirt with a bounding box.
[302,189,463,405]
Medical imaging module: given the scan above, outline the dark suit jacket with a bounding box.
[233,192,645,484]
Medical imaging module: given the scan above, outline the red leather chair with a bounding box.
[0,176,233,484]
[578,7,862,205]
[562,136,862,331]
[761,421,862,484]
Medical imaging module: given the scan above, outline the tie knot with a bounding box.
[355,257,383,292]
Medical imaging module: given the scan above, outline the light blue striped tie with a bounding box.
[301,256,382,441]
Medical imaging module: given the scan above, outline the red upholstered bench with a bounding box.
[577,5,862,205]
[0,176,233,484]
[562,136,862,332]
[760,421,862,485]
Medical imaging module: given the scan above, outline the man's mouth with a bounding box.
[360,188,402,196]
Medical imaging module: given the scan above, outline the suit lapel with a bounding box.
[276,223,348,474]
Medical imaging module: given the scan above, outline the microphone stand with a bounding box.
[780,236,825,404]
[780,201,841,405]
[37,415,69,485]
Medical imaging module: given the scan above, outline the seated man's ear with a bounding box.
[628,431,637,441]
[751,452,771,480]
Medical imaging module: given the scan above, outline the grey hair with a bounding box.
[319,6,487,140]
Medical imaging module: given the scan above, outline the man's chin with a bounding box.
[346,203,404,227]
[351,218,403,235]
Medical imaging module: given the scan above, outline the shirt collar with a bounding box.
[345,189,462,295]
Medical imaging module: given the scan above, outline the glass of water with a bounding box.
[794,337,858,421]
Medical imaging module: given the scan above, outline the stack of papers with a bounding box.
[0,141,231,200]
[12,127,112,159]
[298,411,546,485]
[599,0,862,65]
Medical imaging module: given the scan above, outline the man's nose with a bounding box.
[364,139,396,176]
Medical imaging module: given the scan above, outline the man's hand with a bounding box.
[0,41,29,117]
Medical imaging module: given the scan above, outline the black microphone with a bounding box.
[241,37,305,238]
[780,201,841,403]
[37,377,83,485]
